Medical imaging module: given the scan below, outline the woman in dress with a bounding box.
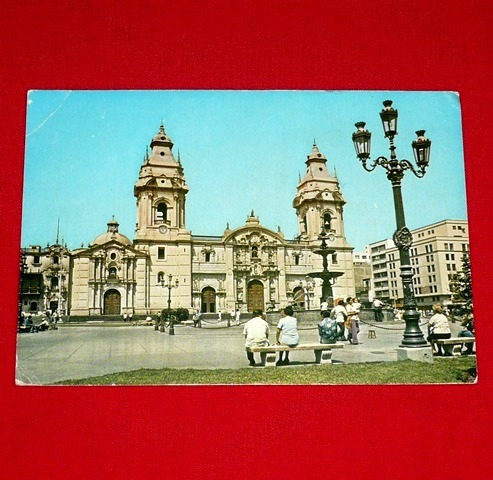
[276,306,300,365]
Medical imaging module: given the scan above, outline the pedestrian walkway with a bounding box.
[16,322,467,384]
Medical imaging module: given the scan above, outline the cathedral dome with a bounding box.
[91,218,132,246]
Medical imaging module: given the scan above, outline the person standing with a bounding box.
[235,309,241,325]
[243,309,270,366]
[331,299,348,341]
[218,311,222,322]
[194,310,202,328]
[230,309,235,327]
[346,297,360,345]
[427,304,452,355]
[320,298,329,313]
[372,298,384,322]
[276,306,300,365]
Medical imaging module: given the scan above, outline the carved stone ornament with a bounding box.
[393,227,413,250]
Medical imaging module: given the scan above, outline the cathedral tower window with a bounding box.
[323,213,332,231]
[294,253,300,265]
[156,202,168,223]
[108,267,118,279]
[303,215,307,233]
[53,255,59,264]
[205,252,211,262]
[251,246,258,259]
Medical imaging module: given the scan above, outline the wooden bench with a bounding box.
[246,343,344,367]
[433,337,476,356]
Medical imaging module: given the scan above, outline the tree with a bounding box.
[449,251,473,319]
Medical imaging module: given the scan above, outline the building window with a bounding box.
[294,255,300,266]
[30,301,38,312]
[251,246,258,259]
[205,252,211,262]
[323,212,332,230]
[157,271,165,283]
[156,202,168,223]
[33,255,40,264]
[108,267,117,279]
[50,277,58,288]
[332,253,338,264]
[158,247,165,259]
[53,255,59,264]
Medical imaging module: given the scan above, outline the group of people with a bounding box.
[19,310,61,332]
[243,298,362,367]
[320,297,362,345]
[243,306,299,367]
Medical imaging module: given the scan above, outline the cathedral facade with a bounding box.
[21,124,355,316]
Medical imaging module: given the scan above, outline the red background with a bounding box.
[1,1,491,478]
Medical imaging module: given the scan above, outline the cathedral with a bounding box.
[20,124,355,316]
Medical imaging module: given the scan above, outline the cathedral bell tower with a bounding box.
[293,143,348,245]
[134,124,190,241]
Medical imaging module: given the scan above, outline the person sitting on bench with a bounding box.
[276,306,300,366]
[458,314,475,355]
[427,304,452,355]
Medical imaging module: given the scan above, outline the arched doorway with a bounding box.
[104,289,121,315]
[293,286,305,309]
[201,287,216,313]
[247,280,264,312]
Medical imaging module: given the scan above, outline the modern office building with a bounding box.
[368,219,469,308]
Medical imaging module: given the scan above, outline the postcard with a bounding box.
[16,90,475,385]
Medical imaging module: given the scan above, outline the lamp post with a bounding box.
[352,100,432,348]
[158,273,179,335]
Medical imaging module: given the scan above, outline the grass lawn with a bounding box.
[57,356,477,385]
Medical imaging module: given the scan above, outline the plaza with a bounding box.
[16,320,468,384]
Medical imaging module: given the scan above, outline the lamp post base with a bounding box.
[396,346,434,363]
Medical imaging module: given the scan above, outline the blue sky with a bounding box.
[22,90,467,251]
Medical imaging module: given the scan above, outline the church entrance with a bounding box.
[247,280,264,312]
[104,289,121,315]
[293,287,305,309]
[201,287,216,313]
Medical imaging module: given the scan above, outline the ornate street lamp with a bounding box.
[352,100,432,348]
[158,273,180,335]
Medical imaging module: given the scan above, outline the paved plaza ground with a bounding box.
[15,320,467,384]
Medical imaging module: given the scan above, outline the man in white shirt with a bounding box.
[330,300,348,341]
[243,309,270,366]
[372,298,384,322]
[320,298,329,312]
